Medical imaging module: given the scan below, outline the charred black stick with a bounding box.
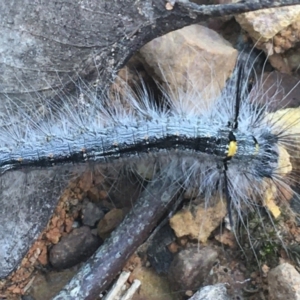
[53,170,182,300]
[176,0,299,17]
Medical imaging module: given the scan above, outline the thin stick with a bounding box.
[53,169,182,300]
[176,0,300,17]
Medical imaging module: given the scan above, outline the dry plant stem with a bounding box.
[121,279,141,300]
[53,170,182,300]
[103,271,130,300]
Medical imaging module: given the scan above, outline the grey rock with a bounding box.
[268,262,300,300]
[189,284,231,300]
[82,201,104,227]
[49,226,102,269]
[168,246,218,292]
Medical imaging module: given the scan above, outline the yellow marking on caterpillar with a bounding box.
[227,141,237,157]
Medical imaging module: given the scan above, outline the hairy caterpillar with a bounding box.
[1,52,298,215]
[1,31,300,299]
